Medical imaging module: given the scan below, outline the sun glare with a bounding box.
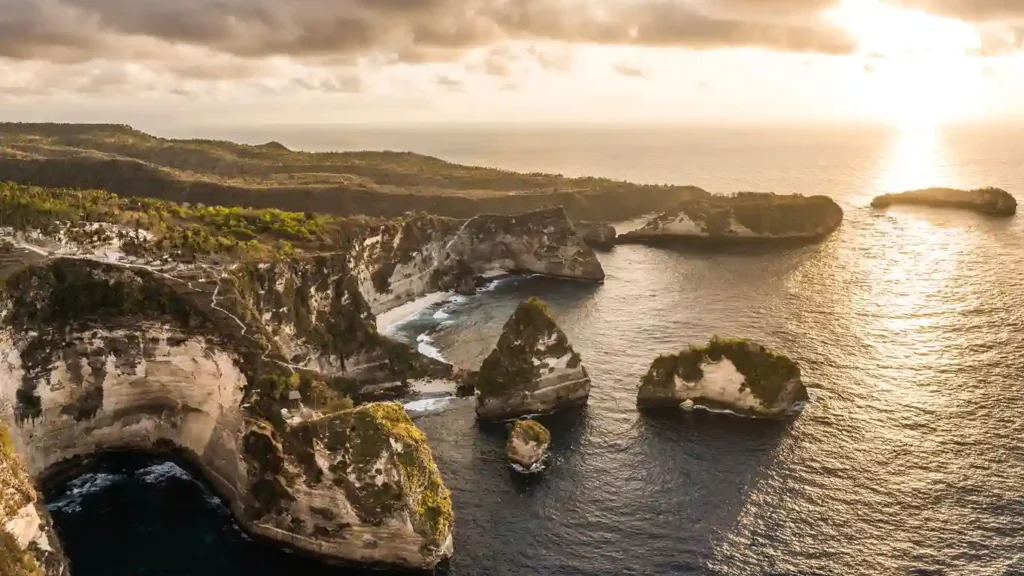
[828,0,983,127]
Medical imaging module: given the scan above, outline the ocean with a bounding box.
[48,123,1024,576]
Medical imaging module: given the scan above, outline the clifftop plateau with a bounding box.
[0,123,709,222]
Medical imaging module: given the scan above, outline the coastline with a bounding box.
[375,291,453,334]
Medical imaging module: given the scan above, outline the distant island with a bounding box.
[618,193,844,246]
[0,123,709,223]
[871,187,1017,216]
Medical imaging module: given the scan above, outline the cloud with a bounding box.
[613,62,649,78]
[893,0,1024,20]
[0,0,858,65]
[435,73,464,90]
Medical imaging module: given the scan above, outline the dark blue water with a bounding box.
[46,126,1024,575]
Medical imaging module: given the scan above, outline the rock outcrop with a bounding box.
[1,424,67,576]
[636,337,808,418]
[506,420,551,471]
[0,184,607,571]
[576,222,617,250]
[0,259,453,570]
[356,206,604,316]
[618,193,843,245]
[871,187,1017,216]
[475,299,591,421]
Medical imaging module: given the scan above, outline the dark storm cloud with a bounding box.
[0,0,858,62]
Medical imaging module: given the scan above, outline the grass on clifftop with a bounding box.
[642,336,802,407]
[0,122,709,221]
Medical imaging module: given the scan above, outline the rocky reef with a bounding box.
[575,222,617,250]
[636,337,808,418]
[0,184,606,571]
[506,420,551,472]
[871,187,1017,216]
[475,298,591,421]
[618,193,843,246]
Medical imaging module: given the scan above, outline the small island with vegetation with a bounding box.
[637,336,809,418]
[618,192,843,246]
[506,419,552,472]
[871,187,1017,216]
[475,298,591,421]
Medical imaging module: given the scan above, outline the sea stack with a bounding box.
[506,419,552,471]
[475,298,591,421]
[577,221,618,250]
[871,187,1017,216]
[618,193,843,246]
[636,337,808,418]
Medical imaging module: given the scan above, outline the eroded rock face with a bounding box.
[576,222,617,250]
[355,207,604,316]
[1,424,67,576]
[636,337,808,418]
[619,193,843,245]
[475,299,591,421]
[506,420,551,471]
[871,187,1017,216]
[0,258,453,571]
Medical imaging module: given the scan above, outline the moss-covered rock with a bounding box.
[475,298,591,421]
[871,187,1017,216]
[637,336,808,418]
[0,425,66,576]
[506,419,551,471]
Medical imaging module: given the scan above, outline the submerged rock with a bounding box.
[871,187,1017,216]
[636,337,808,418]
[576,221,617,250]
[506,420,551,471]
[475,298,591,421]
[618,193,843,246]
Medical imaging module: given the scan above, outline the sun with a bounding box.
[827,0,983,127]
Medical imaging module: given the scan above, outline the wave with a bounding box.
[417,332,446,362]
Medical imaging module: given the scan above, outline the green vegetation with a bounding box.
[0,122,709,221]
[476,298,579,399]
[311,403,452,555]
[2,259,209,329]
[0,424,43,576]
[511,419,551,446]
[641,336,802,407]
[677,193,843,237]
[0,182,379,259]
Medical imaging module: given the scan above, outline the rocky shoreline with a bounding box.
[871,187,1017,216]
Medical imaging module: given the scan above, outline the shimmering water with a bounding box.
[49,124,1024,575]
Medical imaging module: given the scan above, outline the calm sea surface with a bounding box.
[49,124,1024,576]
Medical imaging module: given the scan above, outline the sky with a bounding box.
[2,0,1024,128]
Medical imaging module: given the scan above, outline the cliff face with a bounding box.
[475,299,591,421]
[871,187,1017,216]
[0,188,603,571]
[619,193,844,245]
[636,337,808,418]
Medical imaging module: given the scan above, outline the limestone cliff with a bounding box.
[1,424,66,576]
[475,299,591,421]
[636,337,808,418]
[618,193,843,245]
[575,222,617,250]
[871,187,1017,216]
[0,185,605,570]
[506,419,550,472]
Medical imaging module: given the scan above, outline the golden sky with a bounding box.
[2,0,1023,126]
